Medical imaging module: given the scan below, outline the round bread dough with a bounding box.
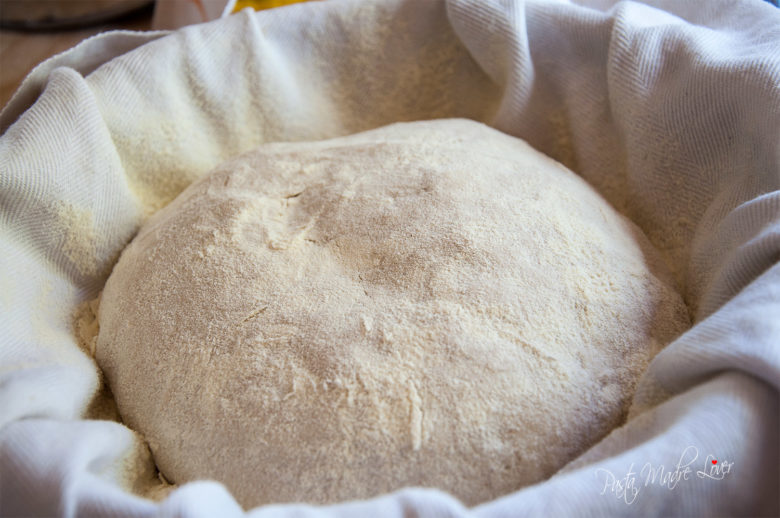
[96,119,690,508]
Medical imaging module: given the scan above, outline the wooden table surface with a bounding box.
[0,6,153,111]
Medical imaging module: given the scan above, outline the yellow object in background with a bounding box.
[232,0,318,12]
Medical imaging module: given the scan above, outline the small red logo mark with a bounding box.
[712,460,718,465]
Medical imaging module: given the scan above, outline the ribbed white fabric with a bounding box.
[1,0,778,516]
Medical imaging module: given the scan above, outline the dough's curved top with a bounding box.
[96,119,690,507]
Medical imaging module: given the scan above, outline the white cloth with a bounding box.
[1,0,779,516]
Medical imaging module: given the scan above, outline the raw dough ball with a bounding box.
[96,119,689,508]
